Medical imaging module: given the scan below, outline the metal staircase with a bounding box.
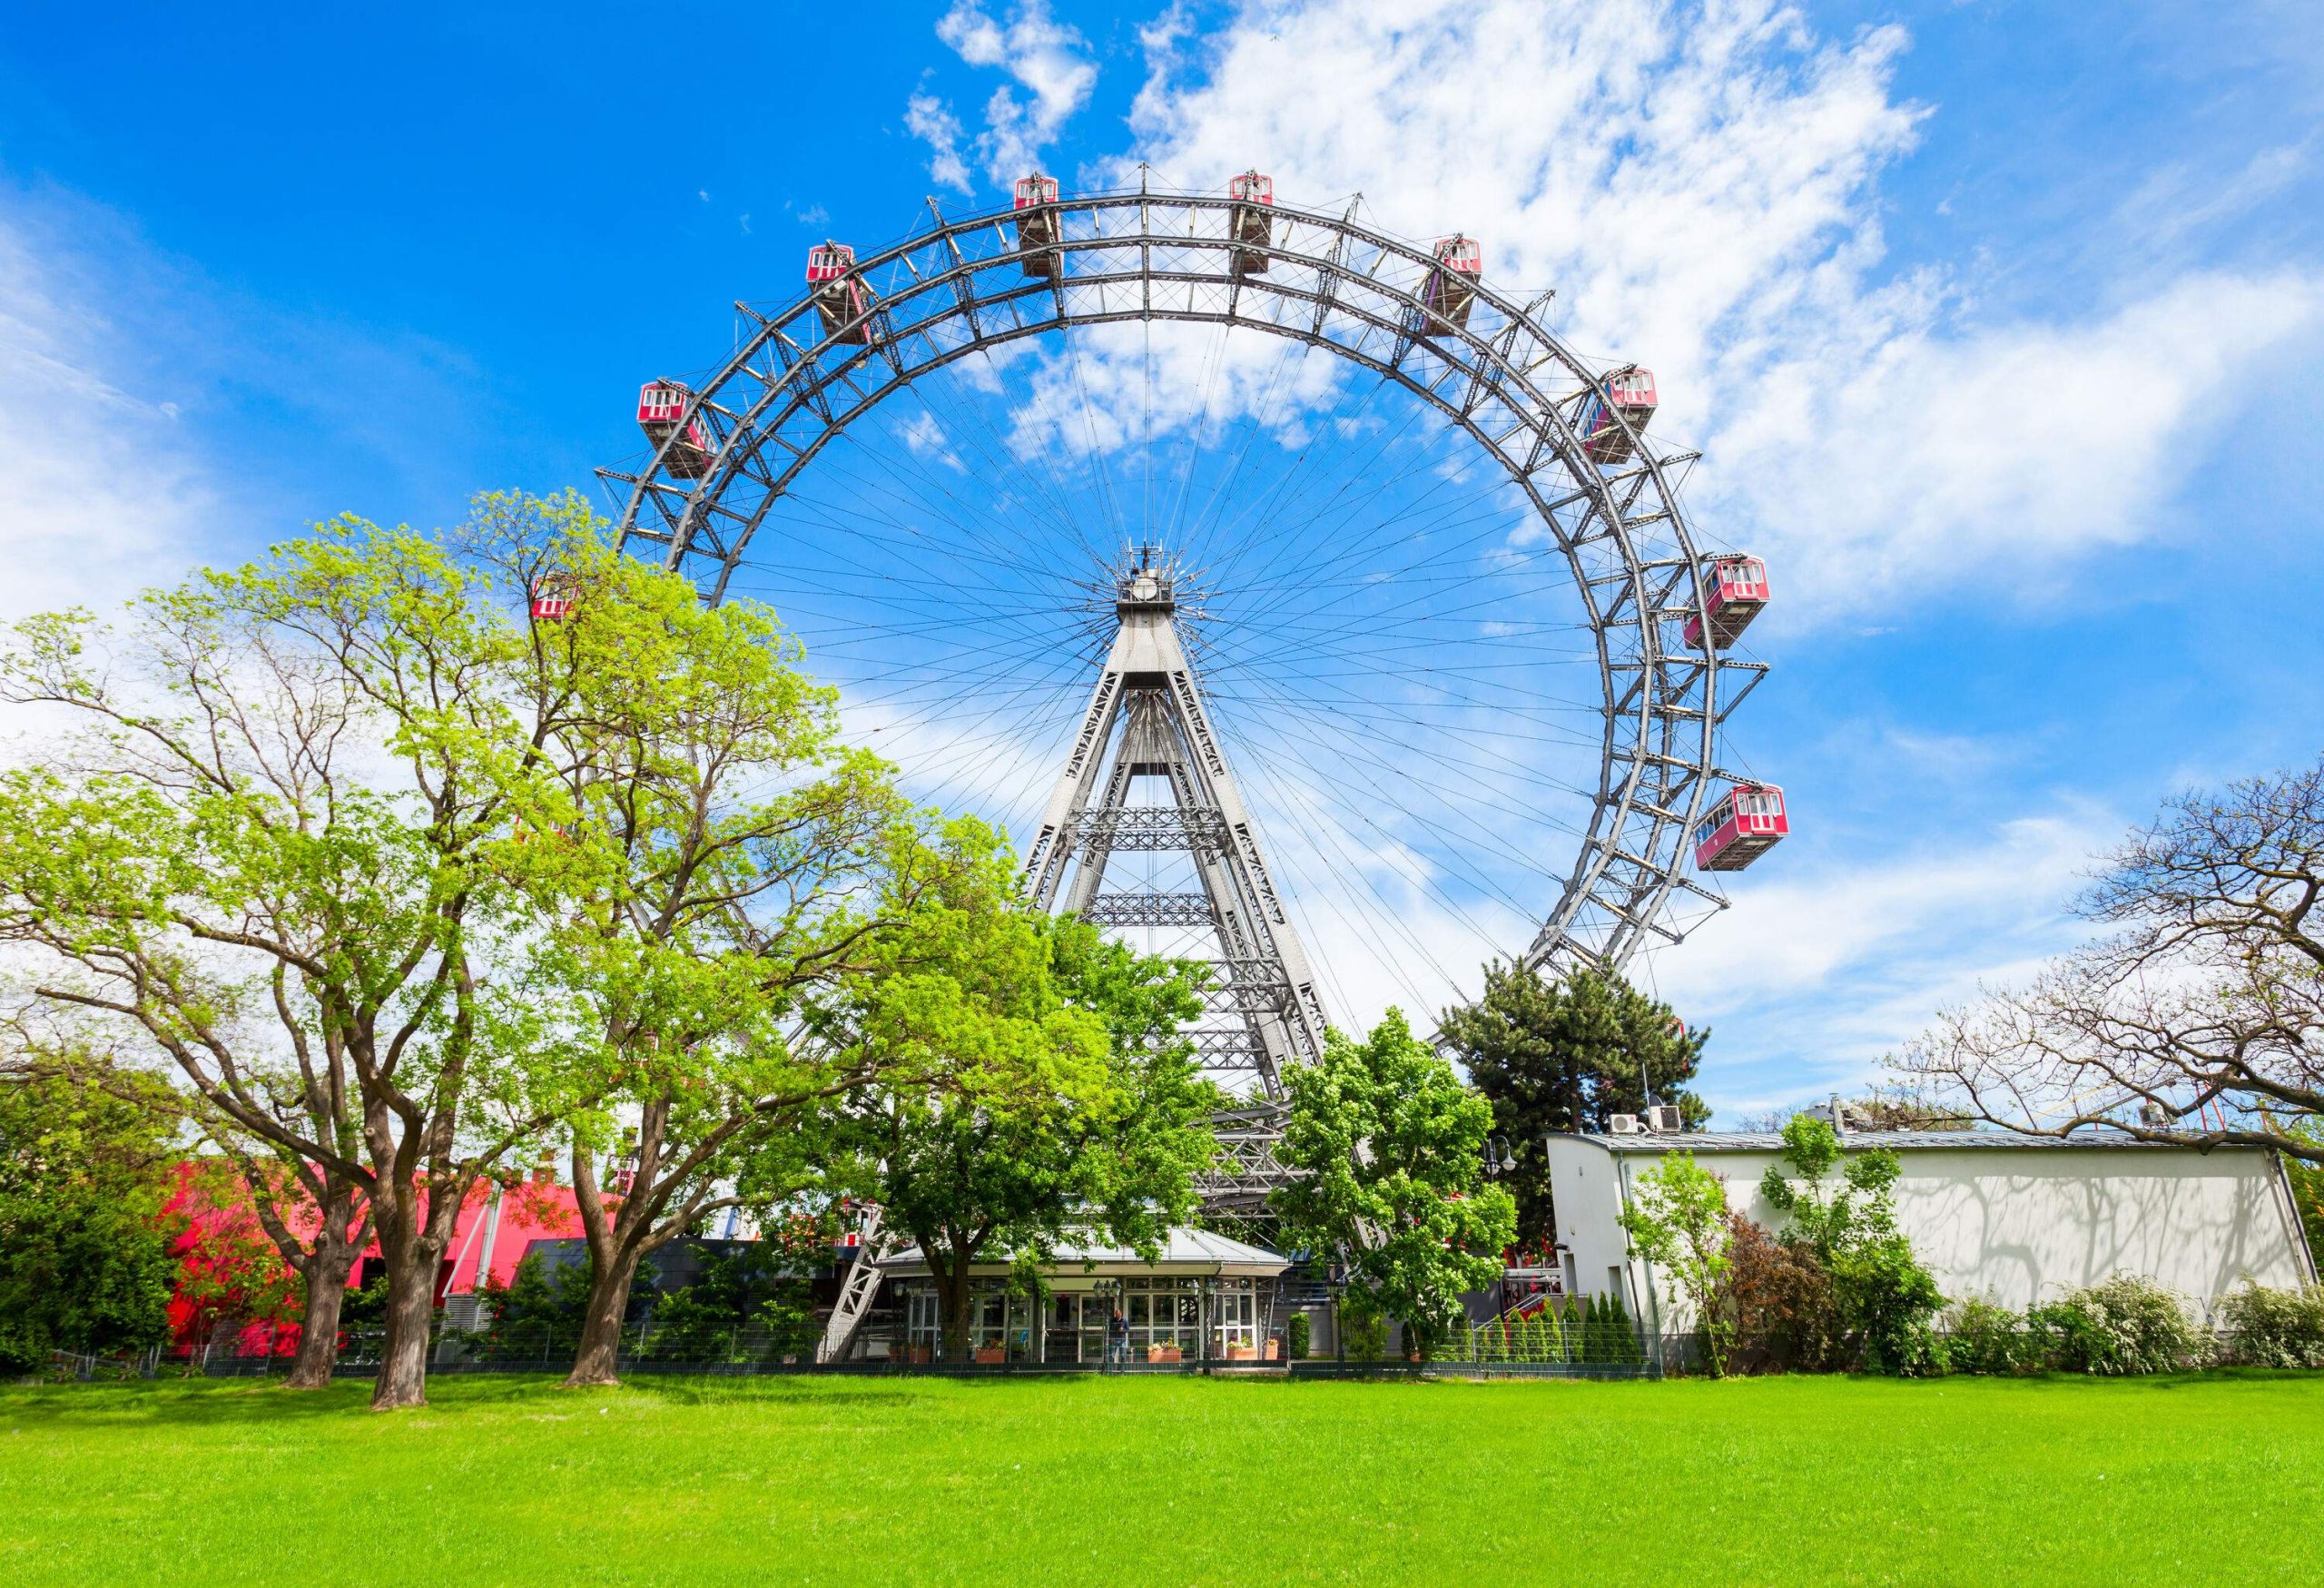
[816,1207,898,1364]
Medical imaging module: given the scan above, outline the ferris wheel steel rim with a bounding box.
[600,184,1767,975]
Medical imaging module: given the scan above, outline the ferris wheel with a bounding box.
[598,171,1787,1101]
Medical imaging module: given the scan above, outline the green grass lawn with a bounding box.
[2,1372,2318,1585]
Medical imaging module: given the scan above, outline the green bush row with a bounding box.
[1941,1277,2324,1376]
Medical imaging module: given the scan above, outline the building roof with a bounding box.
[1569,1129,2250,1153]
[881,1224,1291,1277]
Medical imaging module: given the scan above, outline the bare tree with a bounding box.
[1898,758,2324,1163]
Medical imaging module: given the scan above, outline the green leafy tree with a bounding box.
[1440,962,1707,1248]
[0,500,620,1406]
[1617,1152,1736,1375]
[817,836,1217,1361]
[475,1250,601,1364]
[0,1055,184,1374]
[446,494,914,1388]
[1759,1115,1944,1372]
[1275,1010,1518,1357]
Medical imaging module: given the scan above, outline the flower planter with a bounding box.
[1146,1346,1182,1365]
[973,1346,1006,1365]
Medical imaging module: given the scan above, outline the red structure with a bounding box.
[1578,368,1657,464]
[162,1163,587,1358]
[808,242,873,343]
[1693,783,1788,872]
[1014,173,1061,280]
[1416,234,1482,339]
[1681,556,1769,650]
[636,380,713,478]
[528,573,579,623]
[1227,170,1274,275]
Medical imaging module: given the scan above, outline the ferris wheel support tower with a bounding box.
[1021,557,1327,1099]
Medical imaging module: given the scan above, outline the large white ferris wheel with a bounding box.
[599,172,1788,1140]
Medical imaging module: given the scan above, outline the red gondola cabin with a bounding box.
[1693,784,1788,872]
[1015,173,1061,281]
[1228,170,1274,276]
[808,242,873,344]
[1415,235,1482,340]
[1682,556,1769,650]
[1578,368,1657,464]
[528,573,579,623]
[636,381,713,478]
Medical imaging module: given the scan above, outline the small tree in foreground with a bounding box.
[1274,1010,1516,1357]
[1760,1116,1943,1372]
[1617,1152,1734,1375]
[821,850,1216,1362]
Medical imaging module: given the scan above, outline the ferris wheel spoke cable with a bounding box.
[1166,327,1313,556]
[1217,676,1595,878]
[1191,386,1454,597]
[1206,460,1545,643]
[896,374,1097,554]
[760,490,1084,601]
[819,394,1078,561]
[1220,658,1606,824]
[1156,318,1239,547]
[791,437,1095,584]
[1226,739,1482,1014]
[1197,405,1454,588]
[1221,464,1571,638]
[1221,666,1588,873]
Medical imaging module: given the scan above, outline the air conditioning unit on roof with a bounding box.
[1646,1104,1686,1133]
[1608,1113,1644,1135]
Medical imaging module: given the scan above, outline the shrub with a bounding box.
[1945,1297,2035,1375]
[1340,1297,1386,1362]
[2215,1282,2324,1368]
[1537,1305,1566,1364]
[1725,1212,1841,1372]
[2031,1275,2205,1375]
[1758,1118,1944,1374]
[1287,1311,1310,1361]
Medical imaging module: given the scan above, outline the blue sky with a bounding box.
[2,1,2319,1119]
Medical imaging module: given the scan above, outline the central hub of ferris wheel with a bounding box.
[1019,548,1329,1119]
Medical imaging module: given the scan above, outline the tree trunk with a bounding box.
[282,1244,356,1390]
[932,1253,978,1363]
[371,1252,435,1408]
[564,1244,644,1388]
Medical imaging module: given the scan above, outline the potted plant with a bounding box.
[1147,1341,1182,1364]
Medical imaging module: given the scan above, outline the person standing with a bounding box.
[1108,1306,1128,1367]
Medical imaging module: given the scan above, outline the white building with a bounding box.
[1545,1129,2317,1337]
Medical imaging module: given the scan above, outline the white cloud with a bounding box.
[0,200,215,619]
[915,2,1099,190]
[1640,806,2120,1113]
[896,409,965,470]
[1109,0,2324,621]
[905,91,973,193]
[1000,320,1350,460]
